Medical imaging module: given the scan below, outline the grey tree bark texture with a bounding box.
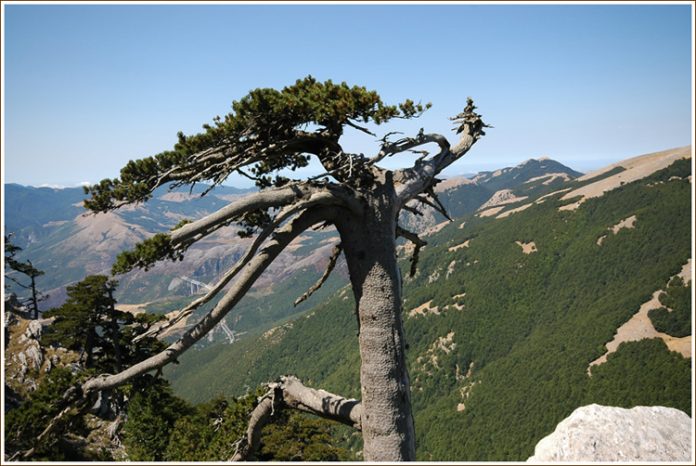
[35,99,488,463]
[336,173,415,460]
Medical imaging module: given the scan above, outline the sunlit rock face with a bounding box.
[528,404,692,462]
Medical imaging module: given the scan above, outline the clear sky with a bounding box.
[2,2,693,188]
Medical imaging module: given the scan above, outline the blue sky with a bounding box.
[2,3,693,188]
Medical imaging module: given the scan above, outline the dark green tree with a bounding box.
[162,392,353,461]
[74,76,487,461]
[120,375,192,461]
[7,270,169,461]
[43,275,166,373]
[43,275,117,369]
[648,276,692,337]
[258,411,352,461]
[41,275,164,372]
[4,368,86,460]
[4,233,46,319]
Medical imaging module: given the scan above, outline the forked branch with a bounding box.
[394,98,489,206]
[136,192,350,342]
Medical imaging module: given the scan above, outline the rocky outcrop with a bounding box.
[528,404,692,462]
[4,308,67,397]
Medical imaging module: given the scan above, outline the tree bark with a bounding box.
[107,288,123,372]
[336,171,415,461]
[30,275,40,320]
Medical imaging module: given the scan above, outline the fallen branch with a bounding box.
[231,376,362,461]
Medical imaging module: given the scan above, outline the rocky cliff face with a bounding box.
[527,404,692,462]
[4,296,82,399]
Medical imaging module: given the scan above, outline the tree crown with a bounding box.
[84,76,430,213]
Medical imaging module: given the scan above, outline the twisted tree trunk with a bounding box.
[336,172,415,461]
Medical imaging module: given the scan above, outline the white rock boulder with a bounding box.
[528,404,692,462]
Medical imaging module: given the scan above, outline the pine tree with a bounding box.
[4,234,46,319]
[55,77,486,460]
[43,275,120,370]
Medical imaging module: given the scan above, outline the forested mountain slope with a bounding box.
[165,150,692,460]
[4,158,581,346]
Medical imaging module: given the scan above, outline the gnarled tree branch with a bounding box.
[82,206,338,395]
[394,98,489,206]
[231,376,362,461]
[371,132,450,166]
[170,182,362,246]
[136,192,353,342]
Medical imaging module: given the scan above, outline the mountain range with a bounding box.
[4,146,692,460]
[163,146,692,460]
[4,155,584,342]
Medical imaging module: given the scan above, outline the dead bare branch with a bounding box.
[396,226,427,277]
[370,132,450,166]
[294,243,342,307]
[345,119,376,137]
[394,101,488,206]
[415,190,452,222]
[402,205,424,217]
[426,187,452,221]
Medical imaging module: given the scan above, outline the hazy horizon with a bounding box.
[7,145,691,191]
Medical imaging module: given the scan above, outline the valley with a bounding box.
[4,146,692,461]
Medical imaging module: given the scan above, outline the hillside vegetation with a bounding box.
[166,157,692,460]
[5,151,691,461]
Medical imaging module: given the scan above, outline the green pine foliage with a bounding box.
[42,275,165,371]
[648,276,692,337]
[164,395,249,461]
[586,339,691,414]
[120,384,356,461]
[110,233,184,275]
[42,275,118,369]
[120,375,193,461]
[83,76,430,213]
[4,233,46,318]
[258,411,353,461]
[4,368,86,460]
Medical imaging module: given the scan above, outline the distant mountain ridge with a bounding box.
[3,149,689,349]
[399,157,583,233]
[4,157,582,307]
